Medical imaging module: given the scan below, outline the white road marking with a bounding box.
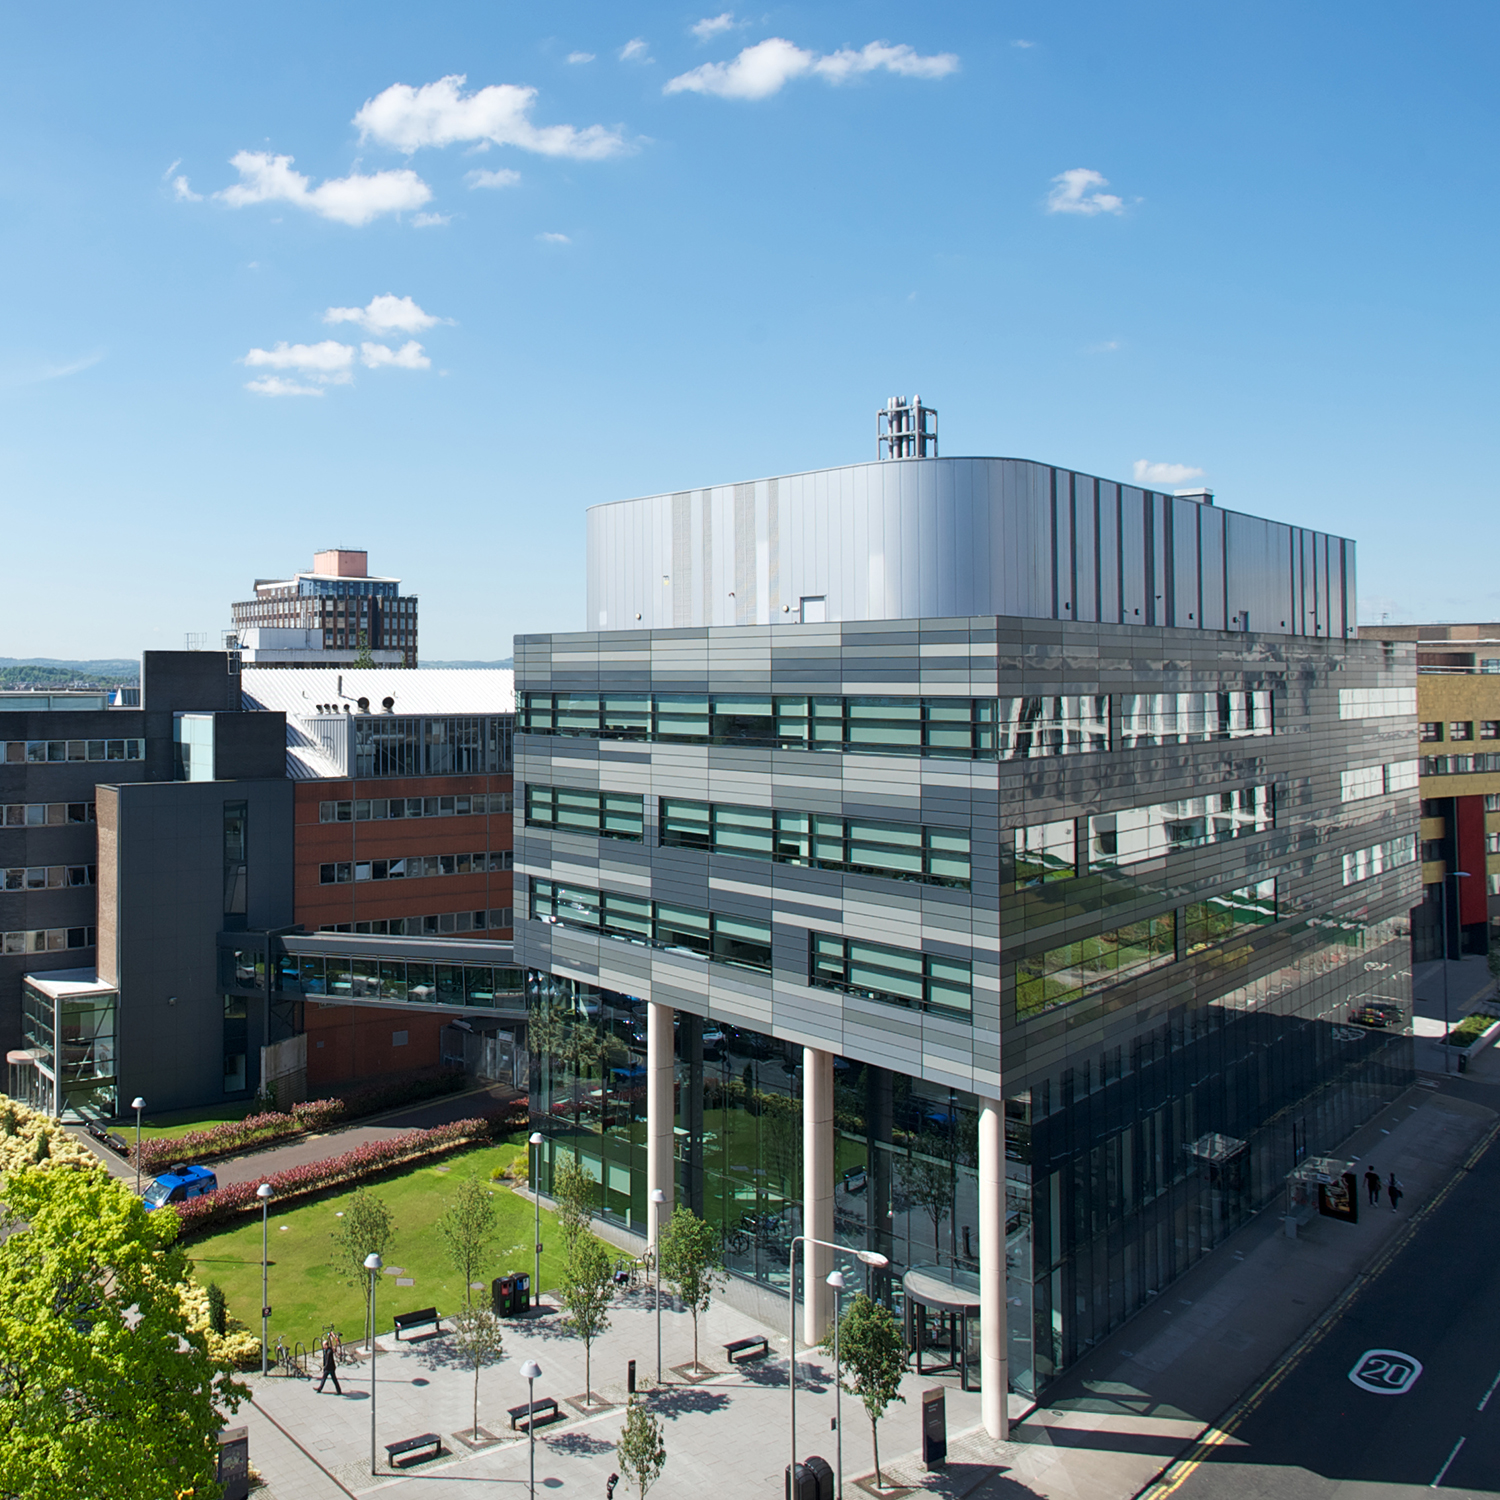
[1432,1435,1465,1488]
[1477,1365,1500,1411]
[1349,1349,1424,1395]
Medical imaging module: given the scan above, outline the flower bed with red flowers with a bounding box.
[134,1069,469,1173]
[171,1117,492,1234]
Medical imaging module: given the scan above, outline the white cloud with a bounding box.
[1133,460,1205,487]
[242,340,356,384]
[620,38,652,63]
[354,74,627,160]
[1012,39,1035,48]
[691,13,737,40]
[215,151,431,226]
[466,167,521,190]
[325,295,443,335]
[360,340,430,370]
[1047,168,1126,216]
[566,51,595,64]
[1086,340,1120,353]
[172,175,202,202]
[665,37,958,100]
[162,158,181,178]
[537,231,571,244]
[412,212,451,227]
[246,376,324,397]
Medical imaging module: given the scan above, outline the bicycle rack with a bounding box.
[292,1341,308,1376]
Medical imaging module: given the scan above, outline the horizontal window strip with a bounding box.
[1343,834,1417,886]
[320,792,512,823]
[1339,687,1416,719]
[1119,690,1272,748]
[318,851,513,884]
[520,692,1111,762]
[1,739,145,765]
[1016,786,1275,884]
[3,865,95,891]
[1,802,95,827]
[530,878,770,973]
[1341,761,1419,802]
[1,926,95,956]
[526,785,644,841]
[1017,914,1176,1020]
[809,932,972,1018]
[313,908,512,937]
[659,797,969,888]
[1421,754,1500,775]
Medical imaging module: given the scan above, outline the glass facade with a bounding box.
[218,946,523,1009]
[352,716,512,777]
[18,979,117,1119]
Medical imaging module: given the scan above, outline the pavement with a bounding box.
[1411,956,1498,1077]
[228,1060,1500,1500]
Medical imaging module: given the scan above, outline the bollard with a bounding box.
[628,1358,637,1394]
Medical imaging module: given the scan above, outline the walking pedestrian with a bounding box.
[1364,1166,1381,1206]
[315,1333,342,1394]
[1386,1173,1403,1213]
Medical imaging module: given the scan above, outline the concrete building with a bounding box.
[515,434,1418,1430]
[1361,623,1500,962]
[229,549,418,668]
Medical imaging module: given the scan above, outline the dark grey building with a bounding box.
[514,446,1418,1432]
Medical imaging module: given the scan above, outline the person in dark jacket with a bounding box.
[1364,1166,1382,1206]
[315,1334,342,1394]
[1387,1173,1404,1212]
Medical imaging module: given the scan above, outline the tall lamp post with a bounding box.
[257,1183,274,1376]
[1441,870,1473,1074]
[826,1270,846,1499]
[650,1188,666,1384]
[131,1096,145,1197]
[529,1131,544,1308]
[787,1236,888,1484]
[521,1359,542,1500]
[365,1253,382,1475]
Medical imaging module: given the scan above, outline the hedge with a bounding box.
[172,1117,492,1233]
[135,1069,469,1173]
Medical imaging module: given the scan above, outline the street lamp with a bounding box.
[787,1236,888,1485]
[650,1187,666,1384]
[521,1359,542,1500]
[529,1131,544,1308]
[365,1252,382,1475]
[1441,870,1473,1074]
[826,1270,846,1499]
[257,1183,274,1376]
[131,1097,145,1197]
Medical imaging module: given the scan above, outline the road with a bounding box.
[1165,1068,1500,1500]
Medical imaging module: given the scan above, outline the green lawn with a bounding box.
[185,1141,579,1352]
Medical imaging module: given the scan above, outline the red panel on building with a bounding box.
[1456,794,1488,924]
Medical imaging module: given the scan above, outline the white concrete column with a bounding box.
[978,1098,1009,1440]
[646,1000,675,1245]
[802,1046,835,1345]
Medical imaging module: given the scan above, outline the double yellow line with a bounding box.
[1137,1111,1500,1500]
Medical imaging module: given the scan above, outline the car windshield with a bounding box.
[142,1180,173,1206]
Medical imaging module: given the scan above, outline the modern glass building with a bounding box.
[514,448,1418,1432]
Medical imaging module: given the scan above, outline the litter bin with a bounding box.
[803,1455,833,1500]
[491,1275,516,1317]
[511,1272,531,1314]
[784,1463,817,1500]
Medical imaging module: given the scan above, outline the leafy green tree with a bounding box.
[557,1233,614,1405]
[353,631,375,669]
[437,1175,499,1305]
[330,1187,395,1341]
[823,1293,906,1489]
[450,1304,505,1440]
[0,1163,244,1499]
[205,1281,228,1336]
[551,1153,595,1247]
[616,1395,666,1499]
[657,1204,725,1371]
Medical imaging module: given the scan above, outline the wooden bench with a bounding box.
[508,1396,562,1432]
[392,1307,442,1341]
[384,1433,442,1468]
[86,1122,130,1156]
[723,1335,770,1364]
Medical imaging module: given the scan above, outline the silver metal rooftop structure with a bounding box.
[877,393,938,458]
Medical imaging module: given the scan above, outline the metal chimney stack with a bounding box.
[877,394,938,459]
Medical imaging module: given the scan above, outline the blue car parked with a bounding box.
[142,1163,218,1210]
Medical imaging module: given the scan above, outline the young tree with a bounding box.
[0,1163,245,1499]
[616,1395,667,1500]
[657,1204,725,1371]
[330,1187,395,1341]
[825,1293,906,1490]
[353,631,376,669]
[449,1305,505,1441]
[557,1233,614,1405]
[898,1135,954,1265]
[551,1153,595,1247]
[437,1175,499,1306]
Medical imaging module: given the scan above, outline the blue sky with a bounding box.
[2,2,1495,658]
